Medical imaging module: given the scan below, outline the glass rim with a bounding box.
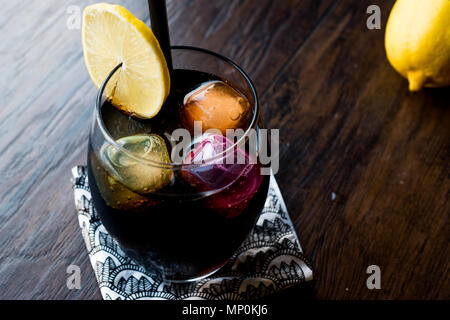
[95,45,260,169]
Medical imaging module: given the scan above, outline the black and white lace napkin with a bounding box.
[71,165,313,300]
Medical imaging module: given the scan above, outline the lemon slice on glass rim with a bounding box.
[82,3,170,119]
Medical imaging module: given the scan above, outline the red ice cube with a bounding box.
[182,134,263,218]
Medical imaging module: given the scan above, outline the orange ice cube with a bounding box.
[180,81,251,134]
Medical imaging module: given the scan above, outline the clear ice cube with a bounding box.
[182,134,263,218]
[101,134,173,193]
[180,81,251,134]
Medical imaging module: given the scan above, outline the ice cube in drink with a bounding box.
[180,81,251,134]
[100,134,173,193]
[183,134,263,218]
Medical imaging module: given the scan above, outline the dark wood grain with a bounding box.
[0,0,448,300]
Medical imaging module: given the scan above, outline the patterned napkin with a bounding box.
[71,166,313,300]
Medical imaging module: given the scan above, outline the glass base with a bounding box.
[163,262,227,284]
[119,243,229,283]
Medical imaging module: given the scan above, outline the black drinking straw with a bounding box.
[148,0,173,73]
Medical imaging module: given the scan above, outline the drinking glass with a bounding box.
[87,46,269,282]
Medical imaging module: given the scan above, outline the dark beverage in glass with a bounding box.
[88,47,269,281]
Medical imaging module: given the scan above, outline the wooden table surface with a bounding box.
[1,0,448,300]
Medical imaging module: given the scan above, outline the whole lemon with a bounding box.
[385,0,450,91]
